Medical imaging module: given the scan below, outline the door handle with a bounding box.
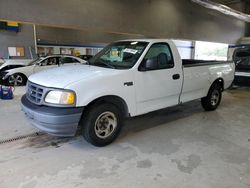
[172,74,180,80]
[124,82,133,86]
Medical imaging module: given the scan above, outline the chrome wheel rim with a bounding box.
[94,111,117,139]
[9,74,23,86]
[211,90,220,106]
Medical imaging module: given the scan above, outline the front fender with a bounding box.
[65,72,136,116]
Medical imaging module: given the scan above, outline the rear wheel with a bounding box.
[201,84,222,111]
[81,103,123,147]
[8,74,27,86]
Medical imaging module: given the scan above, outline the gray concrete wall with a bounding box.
[0,24,35,59]
[36,26,144,46]
[0,0,246,44]
[243,2,250,37]
[228,2,245,12]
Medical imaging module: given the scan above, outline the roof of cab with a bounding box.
[117,39,172,43]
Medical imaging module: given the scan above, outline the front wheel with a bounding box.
[8,74,27,86]
[201,84,222,111]
[80,103,123,147]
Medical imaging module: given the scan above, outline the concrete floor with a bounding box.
[0,87,249,188]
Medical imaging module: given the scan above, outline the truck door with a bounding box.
[135,42,183,115]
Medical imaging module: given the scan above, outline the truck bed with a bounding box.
[180,59,234,104]
[182,59,231,67]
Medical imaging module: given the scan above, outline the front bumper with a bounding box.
[0,72,8,85]
[0,79,8,86]
[21,95,84,137]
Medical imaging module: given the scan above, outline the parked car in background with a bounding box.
[79,55,93,61]
[0,59,32,67]
[0,58,5,66]
[21,39,235,146]
[233,48,250,87]
[0,55,86,86]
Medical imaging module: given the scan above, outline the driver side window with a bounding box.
[40,57,59,66]
[143,43,174,70]
[60,57,80,64]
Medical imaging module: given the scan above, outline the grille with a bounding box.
[26,81,45,105]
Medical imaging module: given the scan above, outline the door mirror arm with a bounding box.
[138,66,147,72]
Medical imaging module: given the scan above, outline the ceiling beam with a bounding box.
[192,0,250,22]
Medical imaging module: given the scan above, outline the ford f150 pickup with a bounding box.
[21,39,235,146]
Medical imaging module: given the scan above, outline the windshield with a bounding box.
[88,41,149,69]
[28,57,44,66]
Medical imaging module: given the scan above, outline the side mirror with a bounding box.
[139,57,158,71]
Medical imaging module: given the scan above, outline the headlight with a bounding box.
[45,90,76,105]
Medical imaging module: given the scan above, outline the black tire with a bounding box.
[81,103,123,147]
[8,73,27,86]
[201,84,222,111]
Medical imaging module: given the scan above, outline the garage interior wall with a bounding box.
[243,1,250,36]
[35,25,144,46]
[0,0,246,45]
[0,24,35,59]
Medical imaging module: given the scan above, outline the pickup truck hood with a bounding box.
[28,64,116,88]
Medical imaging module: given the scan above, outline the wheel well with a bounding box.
[85,95,130,118]
[11,73,28,81]
[212,78,224,91]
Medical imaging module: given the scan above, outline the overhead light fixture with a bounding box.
[131,41,138,45]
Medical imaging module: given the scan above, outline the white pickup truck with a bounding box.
[21,39,235,146]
